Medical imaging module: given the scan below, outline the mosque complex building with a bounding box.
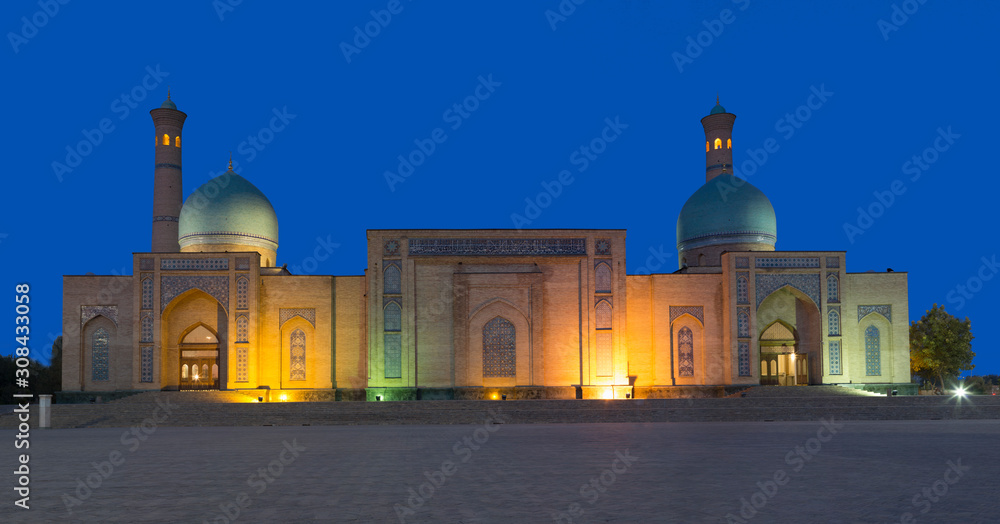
[61,95,911,401]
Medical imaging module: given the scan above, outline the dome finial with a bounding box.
[167,86,171,100]
[716,93,719,105]
[228,152,233,171]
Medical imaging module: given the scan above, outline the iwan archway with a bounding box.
[179,324,219,390]
[756,285,822,386]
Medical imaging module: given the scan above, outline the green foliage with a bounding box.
[0,336,62,404]
[910,304,975,388]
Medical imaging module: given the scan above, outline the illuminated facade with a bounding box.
[61,98,911,400]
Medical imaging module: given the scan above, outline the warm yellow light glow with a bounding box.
[714,138,722,149]
[280,394,288,402]
[175,135,181,147]
[727,138,731,149]
[602,388,613,399]
[491,393,498,400]
[706,141,709,152]
[193,374,199,380]
[162,134,169,145]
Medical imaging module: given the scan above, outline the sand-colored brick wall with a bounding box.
[62,276,133,392]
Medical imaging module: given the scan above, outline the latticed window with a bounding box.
[828,309,840,336]
[865,326,881,376]
[678,327,694,377]
[141,314,153,343]
[829,340,841,375]
[384,302,401,332]
[237,277,249,310]
[737,276,748,304]
[236,346,248,382]
[236,315,248,342]
[140,346,153,382]
[384,333,401,378]
[738,341,750,377]
[827,274,839,303]
[92,328,109,381]
[595,301,612,330]
[737,310,750,338]
[384,265,401,294]
[290,329,306,381]
[595,263,612,293]
[141,278,153,309]
[483,316,516,378]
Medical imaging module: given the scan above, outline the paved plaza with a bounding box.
[2,418,997,523]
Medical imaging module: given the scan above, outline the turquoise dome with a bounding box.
[161,98,177,109]
[676,174,776,251]
[178,169,278,251]
[710,103,726,114]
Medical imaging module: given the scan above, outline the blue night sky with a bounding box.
[3,1,997,374]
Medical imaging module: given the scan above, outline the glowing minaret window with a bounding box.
[162,134,169,145]
[483,316,516,378]
[290,329,306,381]
[714,138,722,149]
[175,136,181,147]
[92,328,109,381]
[727,138,731,149]
[706,141,709,152]
[678,327,694,377]
[865,325,881,376]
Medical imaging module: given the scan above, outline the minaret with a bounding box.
[149,90,187,252]
[701,96,736,182]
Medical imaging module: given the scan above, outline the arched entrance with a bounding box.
[759,322,806,386]
[179,324,220,390]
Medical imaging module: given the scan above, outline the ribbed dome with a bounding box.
[178,169,278,256]
[710,102,726,114]
[676,174,776,251]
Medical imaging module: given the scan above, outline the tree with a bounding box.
[910,304,974,389]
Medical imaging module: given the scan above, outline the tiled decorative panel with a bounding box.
[736,273,749,304]
[737,308,750,338]
[596,331,613,377]
[160,276,229,312]
[236,275,249,310]
[828,306,841,336]
[289,329,306,381]
[383,302,402,332]
[384,333,402,379]
[735,256,749,268]
[595,262,612,293]
[483,316,516,378]
[235,257,251,270]
[383,296,402,308]
[865,325,881,376]
[408,238,587,256]
[82,305,118,328]
[383,264,401,294]
[160,258,229,270]
[827,273,839,303]
[858,305,892,322]
[755,273,821,308]
[755,257,820,268]
[828,340,842,375]
[826,257,840,268]
[383,239,401,256]
[140,312,153,342]
[139,258,154,271]
[738,341,751,377]
[595,301,612,330]
[92,328,109,381]
[677,327,694,377]
[141,275,153,310]
[594,238,612,256]
[236,314,249,342]
[140,346,153,382]
[279,308,315,327]
[236,346,248,382]
[669,305,704,325]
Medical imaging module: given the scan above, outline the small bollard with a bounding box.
[39,394,52,429]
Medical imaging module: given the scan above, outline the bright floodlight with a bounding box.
[956,387,967,397]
